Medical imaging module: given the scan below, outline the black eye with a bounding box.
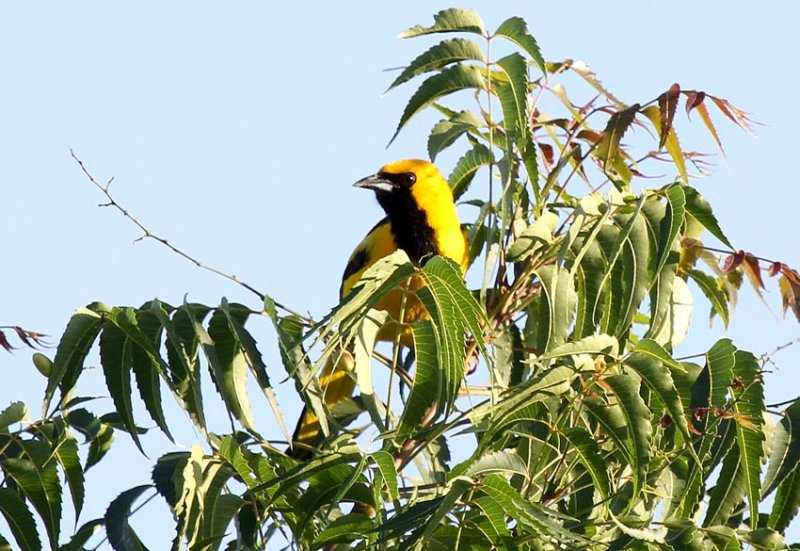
[402,173,416,186]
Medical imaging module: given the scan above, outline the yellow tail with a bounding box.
[288,351,355,459]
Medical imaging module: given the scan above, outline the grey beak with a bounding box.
[353,173,396,193]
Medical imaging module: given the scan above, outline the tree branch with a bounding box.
[71,150,303,318]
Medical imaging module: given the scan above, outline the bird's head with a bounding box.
[353,159,454,218]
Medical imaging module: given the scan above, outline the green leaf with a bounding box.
[104,485,152,551]
[1,440,62,549]
[494,52,529,146]
[683,186,734,249]
[387,38,485,92]
[50,430,85,522]
[529,264,577,354]
[561,428,611,500]
[463,450,529,480]
[0,487,42,551]
[769,466,800,532]
[764,398,800,497]
[398,8,486,38]
[597,104,640,173]
[312,513,374,550]
[99,319,144,454]
[427,110,483,161]
[538,333,618,361]
[730,350,765,525]
[205,304,257,432]
[494,16,547,75]
[44,307,104,415]
[703,441,745,527]
[155,302,208,434]
[0,401,27,431]
[632,338,686,373]
[686,268,730,327]
[371,451,399,502]
[448,143,493,199]
[625,350,693,455]
[605,374,652,506]
[390,64,486,144]
[655,185,686,278]
[507,210,558,262]
[59,518,104,551]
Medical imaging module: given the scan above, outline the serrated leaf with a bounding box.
[731,350,765,524]
[494,16,547,75]
[655,185,686,277]
[657,83,681,149]
[448,143,493,199]
[59,518,104,551]
[44,308,104,416]
[696,100,725,156]
[399,8,486,38]
[538,333,618,361]
[562,428,611,500]
[99,320,144,454]
[764,398,800,497]
[387,38,485,92]
[605,374,652,506]
[154,302,208,434]
[530,264,577,354]
[104,485,151,551]
[427,110,483,161]
[683,186,734,249]
[686,268,730,326]
[625,350,693,455]
[507,210,558,262]
[1,441,61,549]
[0,488,42,551]
[769,466,800,532]
[390,64,486,144]
[0,401,28,431]
[494,52,529,147]
[205,304,257,432]
[704,440,745,527]
[371,451,398,501]
[313,513,374,550]
[597,104,639,173]
[463,450,529,480]
[642,104,688,184]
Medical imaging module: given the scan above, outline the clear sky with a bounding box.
[3,2,799,547]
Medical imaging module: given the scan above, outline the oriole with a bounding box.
[289,159,468,459]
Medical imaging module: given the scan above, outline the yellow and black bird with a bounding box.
[289,159,468,459]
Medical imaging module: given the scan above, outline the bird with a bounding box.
[288,159,469,459]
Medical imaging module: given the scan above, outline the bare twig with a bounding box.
[760,336,800,369]
[71,150,303,318]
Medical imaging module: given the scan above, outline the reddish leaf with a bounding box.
[780,273,800,321]
[0,330,13,352]
[722,250,745,272]
[657,83,681,149]
[696,101,725,156]
[538,143,555,169]
[768,262,783,277]
[710,95,755,133]
[684,90,706,118]
[576,129,603,144]
[13,326,33,348]
[743,253,765,290]
[782,265,800,284]
[598,103,640,171]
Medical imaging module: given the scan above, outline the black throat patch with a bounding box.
[375,178,440,265]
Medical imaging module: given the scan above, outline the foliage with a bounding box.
[3,7,800,550]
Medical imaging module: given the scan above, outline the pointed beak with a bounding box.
[353,173,396,193]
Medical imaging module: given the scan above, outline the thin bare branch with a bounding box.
[70,150,304,319]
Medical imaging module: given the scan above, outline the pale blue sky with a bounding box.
[3,2,800,547]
